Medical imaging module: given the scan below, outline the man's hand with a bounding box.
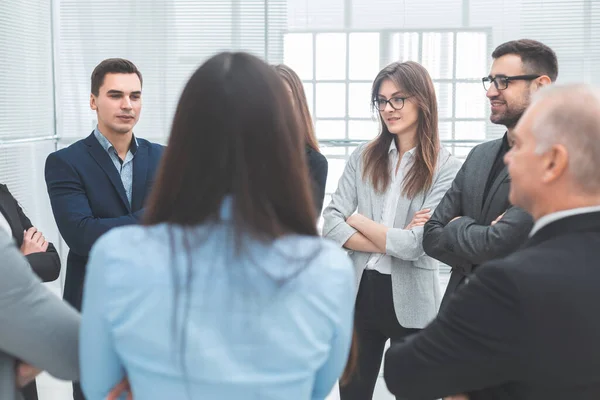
[491,212,506,226]
[444,394,470,400]
[15,362,42,388]
[405,208,431,230]
[20,227,48,256]
[107,377,132,400]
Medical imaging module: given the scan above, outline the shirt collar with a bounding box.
[94,126,139,155]
[388,140,416,157]
[529,205,600,237]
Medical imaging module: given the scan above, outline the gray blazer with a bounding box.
[422,138,534,307]
[0,233,80,400]
[323,144,461,329]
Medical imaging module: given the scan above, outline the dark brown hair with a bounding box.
[273,64,320,152]
[363,61,439,198]
[144,52,316,238]
[492,39,558,82]
[91,58,143,96]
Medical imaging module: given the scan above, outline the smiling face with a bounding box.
[376,78,419,138]
[90,72,142,136]
[486,54,534,130]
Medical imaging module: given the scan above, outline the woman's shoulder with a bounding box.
[306,147,328,167]
[274,235,354,285]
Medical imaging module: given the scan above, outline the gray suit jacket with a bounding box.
[0,233,80,400]
[323,145,461,328]
[423,138,534,304]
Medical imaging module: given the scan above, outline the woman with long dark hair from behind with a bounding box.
[323,61,461,399]
[274,64,328,215]
[79,52,355,399]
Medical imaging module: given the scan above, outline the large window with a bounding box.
[283,29,491,206]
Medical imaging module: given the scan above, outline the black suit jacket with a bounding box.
[423,138,533,308]
[45,132,164,310]
[385,211,600,400]
[306,146,328,215]
[0,184,60,282]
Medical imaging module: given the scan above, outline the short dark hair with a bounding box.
[90,58,143,96]
[492,39,558,82]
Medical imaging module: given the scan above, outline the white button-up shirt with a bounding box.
[365,142,416,274]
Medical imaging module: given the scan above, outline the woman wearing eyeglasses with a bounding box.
[323,61,461,399]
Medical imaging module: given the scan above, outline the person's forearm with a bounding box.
[343,232,383,253]
[348,215,388,253]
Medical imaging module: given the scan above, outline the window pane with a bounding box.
[422,32,454,79]
[455,83,486,118]
[390,33,419,62]
[455,121,486,142]
[316,33,346,80]
[303,82,314,117]
[284,33,313,80]
[349,32,380,80]
[326,158,347,194]
[456,32,487,79]
[315,120,345,139]
[434,82,453,118]
[349,119,380,140]
[316,83,346,118]
[348,83,373,118]
[439,121,452,141]
[321,146,347,156]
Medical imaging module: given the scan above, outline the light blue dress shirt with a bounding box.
[93,128,138,206]
[80,198,355,400]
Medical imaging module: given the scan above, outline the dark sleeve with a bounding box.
[383,261,525,399]
[422,154,473,272]
[8,190,62,282]
[308,150,328,215]
[443,205,533,264]
[45,152,143,257]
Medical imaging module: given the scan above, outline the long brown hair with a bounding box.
[363,61,440,198]
[273,64,320,152]
[144,53,316,236]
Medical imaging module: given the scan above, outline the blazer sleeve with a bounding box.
[441,205,533,265]
[423,151,479,271]
[0,234,80,381]
[45,152,143,257]
[385,155,461,261]
[322,147,361,246]
[383,261,525,399]
[6,187,62,282]
[308,151,328,215]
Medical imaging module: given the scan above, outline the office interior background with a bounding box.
[1,0,598,399]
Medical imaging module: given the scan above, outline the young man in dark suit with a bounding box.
[423,39,558,310]
[45,58,164,400]
[384,83,600,399]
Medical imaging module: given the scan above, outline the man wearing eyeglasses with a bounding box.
[422,39,558,313]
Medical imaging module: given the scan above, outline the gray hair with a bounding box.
[531,84,600,193]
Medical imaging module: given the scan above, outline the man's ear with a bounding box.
[534,75,552,90]
[90,94,97,111]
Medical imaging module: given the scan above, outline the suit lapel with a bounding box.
[471,139,503,220]
[481,166,509,219]
[131,143,148,212]
[84,133,131,211]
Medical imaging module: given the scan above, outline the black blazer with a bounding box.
[385,211,600,400]
[45,132,164,310]
[0,184,60,282]
[306,146,328,215]
[423,138,533,308]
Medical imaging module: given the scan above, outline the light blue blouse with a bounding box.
[80,200,355,400]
